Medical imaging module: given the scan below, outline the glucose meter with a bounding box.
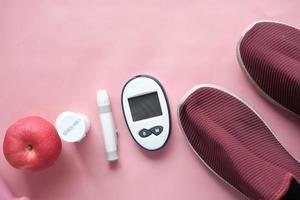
[121,75,171,151]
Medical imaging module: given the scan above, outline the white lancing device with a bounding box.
[97,89,118,161]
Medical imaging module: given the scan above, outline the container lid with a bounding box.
[55,112,90,142]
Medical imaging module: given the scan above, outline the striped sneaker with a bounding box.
[237,21,300,116]
[178,85,300,200]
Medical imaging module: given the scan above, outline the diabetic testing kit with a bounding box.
[121,75,171,151]
[55,75,171,162]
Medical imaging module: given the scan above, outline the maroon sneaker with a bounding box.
[178,85,300,200]
[237,21,300,116]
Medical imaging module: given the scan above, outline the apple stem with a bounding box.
[27,144,33,151]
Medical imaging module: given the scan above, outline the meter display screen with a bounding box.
[128,92,163,122]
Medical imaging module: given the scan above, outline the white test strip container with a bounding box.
[97,90,118,161]
[56,112,90,142]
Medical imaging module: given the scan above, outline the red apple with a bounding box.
[3,116,62,171]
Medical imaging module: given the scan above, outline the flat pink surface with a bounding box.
[1,1,300,199]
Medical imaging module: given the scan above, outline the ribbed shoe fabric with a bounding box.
[238,21,300,116]
[178,85,300,200]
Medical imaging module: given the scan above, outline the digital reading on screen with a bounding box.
[128,92,163,122]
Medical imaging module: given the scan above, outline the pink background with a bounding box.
[1,0,300,199]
